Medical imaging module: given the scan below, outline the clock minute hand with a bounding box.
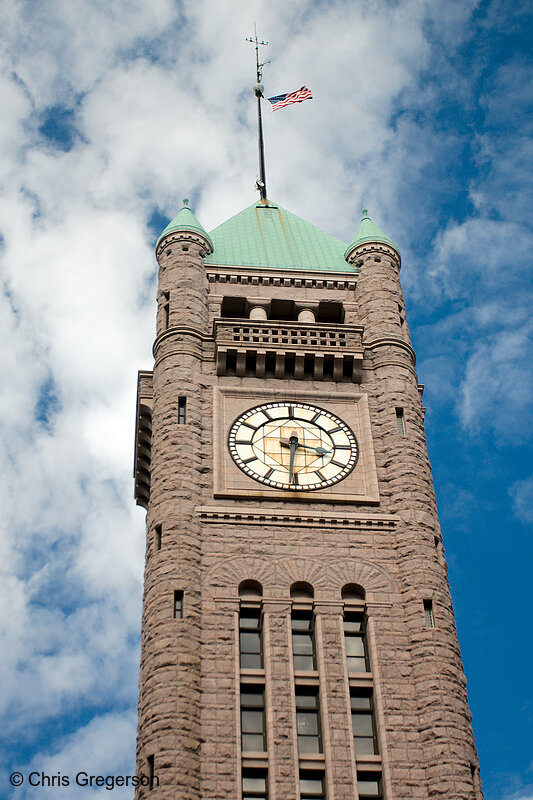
[288,434,298,485]
[279,437,331,456]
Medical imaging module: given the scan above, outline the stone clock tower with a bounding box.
[133,198,482,800]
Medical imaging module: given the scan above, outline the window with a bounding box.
[155,524,162,551]
[344,613,368,673]
[292,612,315,671]
[241,687,266,751]
[147,754,155,791]
[357,772,382,799]
[162,291,170,329]
[178,396,186,424]
[296,689,322,754]
[242,770,268,800]
[173,591,183,619]
[240,608,263,669]
[351,691,379,755]
[424,599,435,628]
[396,407,406,435]
[299,771,325,800]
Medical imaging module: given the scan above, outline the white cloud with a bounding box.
[12,711,137,800]
[510,476,533,525]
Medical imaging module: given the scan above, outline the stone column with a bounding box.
[135,229,211,799]
[351,242,481,799]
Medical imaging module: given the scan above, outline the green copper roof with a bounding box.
[157,199,213,248]
[344,209,398,258]
[203,200,355,272]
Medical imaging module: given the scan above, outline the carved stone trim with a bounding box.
[197,506,395,530]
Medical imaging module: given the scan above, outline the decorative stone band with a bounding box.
[197,506,396,531]
[206,267,358,291]
[364,336,417,366]
[345,241,401,269]
[156,229,213,260]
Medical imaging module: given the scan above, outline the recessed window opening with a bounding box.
[240,608,263,669]
[351,691,379,755]
[290,582,314,600]
[292,612,316,671]
[295,689,322,754]
[424,599,435,628]
[162,291,170,329]
[173,590,183,619]
[178,397,186,424]
[221,296,248,318]
[270,298,295,320]
[344,612,368,673]
[155,524,162,551]
[299,771,325,800]
[323,356,334,378]
[316,300,344,324]
[242,769,268,800]
[239,580,263,599]
[396,407,406,435]
[241,686,266,751]
[264,351,276,377]
[341,583,365,602]
[147,754,155,790]
[226,351,237,375]
[245,353,257,375]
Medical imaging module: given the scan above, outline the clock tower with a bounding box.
[133,198,482,799]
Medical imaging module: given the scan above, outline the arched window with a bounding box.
[239,580,263,599]
[341,583,365,602]
[290,581,314,600]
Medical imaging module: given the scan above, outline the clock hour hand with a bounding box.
[279,437,331,456]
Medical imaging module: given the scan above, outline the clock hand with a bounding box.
[288,434,298,485]
[279,437,331,456]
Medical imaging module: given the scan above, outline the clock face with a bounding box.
[228,402,358,491]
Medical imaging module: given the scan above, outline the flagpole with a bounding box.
[246,25,269,201]
[255,81,267,201]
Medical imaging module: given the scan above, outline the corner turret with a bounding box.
[156,199,213,254]
[344,209,399,265]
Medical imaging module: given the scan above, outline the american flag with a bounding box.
[267,86,313,111]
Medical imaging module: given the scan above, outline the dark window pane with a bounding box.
[347,655,367,673]
[353,714,373,737]
[295,693,318,708]
[357,776,381,797]
[293,634,314,654]
[240,631,261,653]
[242,733,265,751]
[300,776,324,793]
[292,616,312,631]
[345,636,365,656]
[344,618,363,632]
[351,695,371,710]
[294,654,315,671]
[241,691,264,707]
[240,614,261,631]
[297,712,319,735]
[243,774,267,793]
[354,737,376,755]
[298,735,321,754]
[240,652,263,669]
[242,710,264,734]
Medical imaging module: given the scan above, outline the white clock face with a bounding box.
[228,402,358,491]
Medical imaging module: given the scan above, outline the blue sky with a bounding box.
[0,1,531,798]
